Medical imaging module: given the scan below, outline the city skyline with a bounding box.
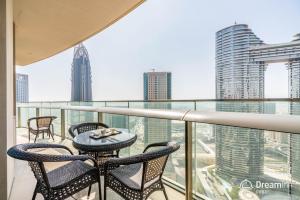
[16,0,300,101]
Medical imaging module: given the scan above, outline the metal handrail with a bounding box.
[17,98,300,103]
[17,105,300,134]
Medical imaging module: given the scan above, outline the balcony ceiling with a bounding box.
[14,0,144,66]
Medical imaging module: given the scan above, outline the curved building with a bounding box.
[71,43,93,101]
[216,24,264,99]
[215,102,265,181]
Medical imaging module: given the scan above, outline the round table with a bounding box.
[72,128,137,153]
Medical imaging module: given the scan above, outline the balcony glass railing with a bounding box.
[16,99,300,200]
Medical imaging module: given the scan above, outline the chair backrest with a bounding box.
[68,122,109,138]
[7,143,51,188]
[28,116,56,129]
[142,142,180,187]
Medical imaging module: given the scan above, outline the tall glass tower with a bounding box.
[216,24,264,99]
[16,73,29,103]
[71,43,92,101]
[143,71,172,145]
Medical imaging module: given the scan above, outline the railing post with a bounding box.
[98,112,103,123]
[61,109,65,140]
[185,121,193,200]
[17,107,21,128]
[36,107,40,117]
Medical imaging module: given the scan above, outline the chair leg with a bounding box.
[49,130,55,141]
[28,130,30,142]
[103,182,106,200]
[88,185,92,198]
[34,133,38,143]
[98,179,102,200]
[162,186,169,200]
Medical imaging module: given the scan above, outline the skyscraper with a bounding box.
[290,102,300,196]
[216,24,300,99]
[215,24,265,182]
[143,71,172,144]
[16,73,29,103]
[216,24,264,99]
[144,71,172,100]
[215,24,300,183]
[215,102,265,181]
[71,43,92,101]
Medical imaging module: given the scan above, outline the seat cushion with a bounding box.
[109,163,159,190]
[47,160,96,188]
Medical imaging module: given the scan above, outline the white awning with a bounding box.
[14,0,144,66]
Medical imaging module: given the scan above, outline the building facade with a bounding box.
[216,24,264,99]
[215,102,265,181]
[290,102,300,196]
[16,73,29,103]
[216,24,300,99]
[215,24,300,190]
[71,43,93,101]
[143,71,172,145]
[144,71,172,100]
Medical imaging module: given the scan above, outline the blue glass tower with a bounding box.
[71,43,92,101]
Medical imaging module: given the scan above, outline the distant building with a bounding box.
[16,73,29,103]
[216,24,300,99]
[143,71,172,144]
[71,43,92,101]
[290,102,300,196]
[144,71,172,100]
[215,102,265,181]
[216,24,264,99]
[215,24,300,184]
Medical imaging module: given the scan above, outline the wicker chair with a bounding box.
[103,141,180,200]
[69,122,119,174]
[7,143,101,200]
[28,116,57,143]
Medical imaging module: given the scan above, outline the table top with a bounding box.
[72,128,137,152]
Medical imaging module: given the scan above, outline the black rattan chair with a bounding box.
[28,116,57,143]
[7,143,101,200]
[69,122,119,174]
[68,122,109,138]
[103,141,180,200]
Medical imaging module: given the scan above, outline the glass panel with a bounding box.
[193,123,300,200]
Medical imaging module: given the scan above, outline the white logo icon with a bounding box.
[240,179,253,189]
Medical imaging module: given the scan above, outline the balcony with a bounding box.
[14,99,300,200]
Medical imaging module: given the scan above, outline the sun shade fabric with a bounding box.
[14,0,144,66]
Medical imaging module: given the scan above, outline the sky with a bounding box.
[17,0,300,101]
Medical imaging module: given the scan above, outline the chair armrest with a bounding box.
[143,141,170,153]
[105,154,144,167]
[27,143,74,155]
[43,154,98,167]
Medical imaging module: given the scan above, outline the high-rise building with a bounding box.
[289,102,300,196]
[216,24,300,99]
[215,102,265,181]
[16,73,29,103]
[216,24,264,99]
[215,24,300,184]
[143,71,172,145]
[71,43,92,101]
[144,71,172,100]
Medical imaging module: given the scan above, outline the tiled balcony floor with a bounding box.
[9,128,185,200]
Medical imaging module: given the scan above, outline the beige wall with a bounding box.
[0,0,15,199]
[6,0,15,198]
